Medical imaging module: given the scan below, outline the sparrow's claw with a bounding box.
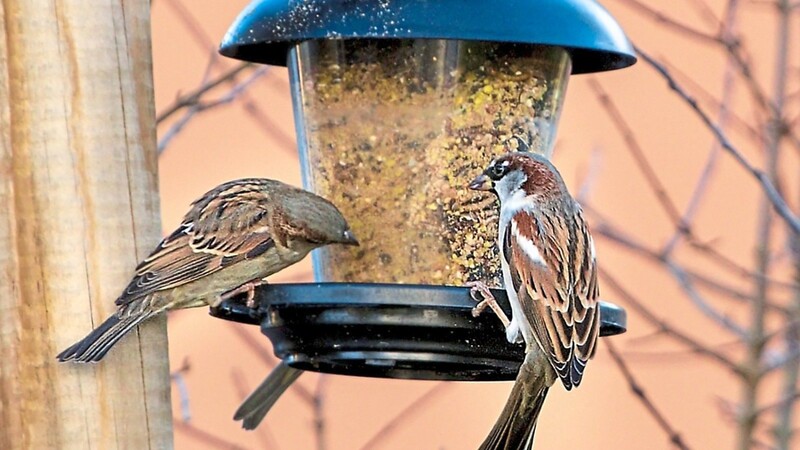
[465,281,511,328]
[219,280,267,309]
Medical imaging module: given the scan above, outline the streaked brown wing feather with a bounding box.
[117,180,276,305]
[505,204,599,389]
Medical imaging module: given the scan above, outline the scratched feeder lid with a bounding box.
[212,284,626,380]
[216,0,634,380]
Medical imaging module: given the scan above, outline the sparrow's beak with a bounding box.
[468,174,493,191]
[341,229,360,246]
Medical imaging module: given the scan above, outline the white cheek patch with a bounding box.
[512,220,546,267]
[495,171,527,203]
[589,235,596,261]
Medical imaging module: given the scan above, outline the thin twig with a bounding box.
[660,59,762,143]
[738,3,790,447]
[622,338,743,362]
[588,78,685,230]
[615,0,718,44]
[599,268,743,376]
[589,77,784,307]
[619,0,800,154]
[358,383,453,450]
[776,236,800,445]
[158,66,270,155]
[156,62,254,124]
[664,259,748,338]
[240,101,298,152]
[585,75,797,294]
[606,340,692,450]
[636,47,800,236]
[664,0,741,254]
[170,357,192,422]
[758,392,800,418]
[314,375,328,450]
[761,346,800,375]
[771,3,799,445]
[162,0,218,50]
[590,217,791,317]
[685,0,721,27]
[160,0,297,155]
[716,397,782,450]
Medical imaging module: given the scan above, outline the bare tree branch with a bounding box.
[158,66,270,155]
[664,259,749,338]
[591,217,790,320]
[685,0,721,27]
[162,0,218,50]
[664,0,741,254]
[617,0,800,155]
[240,101,298,152]
[358,383,453,450]
[606,340,693,450]
[170,357,192,422]
[314,375,329,450]
[636,47,800,236]
[588,78,686,230]
[599,268,743,376]
[156,62,254,125]
[738,0,792,445]
[614,0,718,44]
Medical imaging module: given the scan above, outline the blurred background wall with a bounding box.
[151,1,800,448]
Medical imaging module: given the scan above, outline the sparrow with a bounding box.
[57,178,358,363]
[468,152,600,449]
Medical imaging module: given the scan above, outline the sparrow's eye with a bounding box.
[486,162,508,181]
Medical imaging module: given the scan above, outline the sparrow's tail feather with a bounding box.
[56,311,157,363]
[234,361,303,430]
[479,353,550,450]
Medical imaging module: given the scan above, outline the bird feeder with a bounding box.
[215,0,635,380]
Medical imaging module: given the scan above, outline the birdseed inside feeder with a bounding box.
[293,40,570,287]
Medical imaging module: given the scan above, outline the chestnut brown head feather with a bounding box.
[469,152,567,203]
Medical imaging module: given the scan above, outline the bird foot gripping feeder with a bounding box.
[214,0,635,381]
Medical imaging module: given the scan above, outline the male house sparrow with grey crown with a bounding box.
[468,152,600,449]
[57,178,358,363]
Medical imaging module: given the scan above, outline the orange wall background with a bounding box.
[150,1,800,449]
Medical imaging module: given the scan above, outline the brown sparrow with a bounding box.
[468,152,600,449]
[57,178,358,363]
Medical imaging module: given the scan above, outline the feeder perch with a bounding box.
[217,0,635,380]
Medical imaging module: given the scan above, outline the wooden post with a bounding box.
[0,1,173,449]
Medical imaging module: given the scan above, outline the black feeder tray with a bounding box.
[211,283,626,381]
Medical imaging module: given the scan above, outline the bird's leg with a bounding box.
[219,279,268,309]
[465,281,511,328]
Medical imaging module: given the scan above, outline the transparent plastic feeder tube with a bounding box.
[289,39,571,285]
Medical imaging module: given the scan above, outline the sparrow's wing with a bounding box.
[117,181,276,305]
[504,205,599,390]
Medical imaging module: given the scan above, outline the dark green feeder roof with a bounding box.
[219,0,636,74]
